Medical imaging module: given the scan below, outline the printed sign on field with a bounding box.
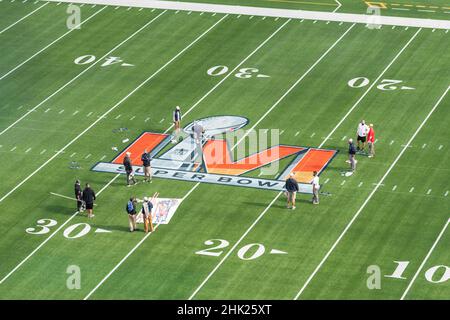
[135,198,182,225]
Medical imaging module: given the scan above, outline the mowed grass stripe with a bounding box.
[0,6,107,81]
[0,12,229,295]
[0,9,164,136]
[0,1,49,34]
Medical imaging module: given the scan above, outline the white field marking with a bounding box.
[401,218,450,300]
[58,109,64,114]
[0,10,166,137]
[85,154,92,159]
[392,26,396,29]
[100,155,107,161]
[233,24,356,149]
[340,180,346,186]
[0,173,120,285]
[189,25,356,300]
[422,143,427,149]
[310,132,316,138]
[313,20,317,23]
[409,187,415,192]
[44,108,51,113]
[130,115,136,121]
[358,182,363,187]
[17,105,23,110]
[144,117,150,122]
[87,111,93,117]
[374,139,378,144]
[333,0,342,13]
[0,14,226,205]
[372,183,385,187]
[85,182,200,299]
[390,140,394,145]
[72,110,79,116]
[401,144,413,148]
[438,145,443,150]
[0,7,106,81]
[162,19,293,135]
[114,114,121,120]
[295,86,450,300]
[45,0,450,29]
[280,130,284,135]
[341,135,347,141]
[445,191,449,197]
[426,189,432,195]
[10,146,17,152]
[189,192,283,300]
[324,178,330,184]
[318,26,421,147]
[392,185,397,191]
[70,152,76,157]
[25,148,31,153]
[139,7,143,11]
[40,149,46,155]
[295,131,300,136]
[0,2,48,34]
[270,249,287,254]
[159,118,165,123]
[0,16,227,283]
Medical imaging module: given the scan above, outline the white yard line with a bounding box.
[84,18,294,298]
[45,0,450,29]
[400,217,450,300]
[233,23,356,149]
[189,23,356,300]
[0,6,107,81]
[294,85,449,300]
[333,0,342,13]
[0,2,49,35]
[0,10,165,137]
[0,13,226,285]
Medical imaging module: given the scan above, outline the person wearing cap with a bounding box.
[348,138,357,172]
[141,149,152,183]
[123,152,137,187]
[284,173,299,210]
[126,196,138,232]
[74,180,83,212]
[172,106,182,143]
[141,197,154,233]
[367,124,375,158]
[356,120,370,152]
[311,171,320,205]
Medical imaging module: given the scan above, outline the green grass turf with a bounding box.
[0,1,448,300]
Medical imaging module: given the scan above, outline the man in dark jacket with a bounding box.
[141,149,152,183]
[123,152,137,187]
[74,180,83,212]
[284,173,299,210]
[82,183,96,218]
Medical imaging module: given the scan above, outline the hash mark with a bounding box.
[409,187,414,193]
[427,189,432,195]
[85,154,91,159]
[70,152,77,158]
[392,185,397,191]
[25,148,31,153]
[40,149,46,155]
[358,182,363,187]
[100,155,107,161]
[438,145,443,150]
[10,146,16,152]
[324,178,330,184]
[445,191,449,197]
[295,131,300,136]
[340,180,346,186]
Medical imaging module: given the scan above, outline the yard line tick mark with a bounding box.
[159,118,164,123]
[44,108,51,113]
[130,116,136,121]
[59,109,64,114]
[100,155,107,161]
[340,180,346,186]
[145,117,150,122]
[358,182,363,187]
[25,148,31,153]
[310,133,316,138]
[409,187,415,193]
[87,112,93,117]
[427,189,432,195]
[40,149,46,155]
[115,115,121,120]
[70,152,76,158]
[72,110,79,116]
[295,131,300,136]
[422,143,427,149]
[10,146,16,152]
[324,178,330,184]
[392,185,397,191]
[444,191,449,197]
[438,145,443,150]
[85,154,91,159]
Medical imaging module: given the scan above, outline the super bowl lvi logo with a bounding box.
[92,116,337,193]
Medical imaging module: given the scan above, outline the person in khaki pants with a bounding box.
[141,197,154,233]
[126,197,138,232]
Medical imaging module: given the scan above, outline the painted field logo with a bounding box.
[92,116,337,194]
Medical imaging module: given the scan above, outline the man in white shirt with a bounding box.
[356,120,370,152]
[311,171,320,205]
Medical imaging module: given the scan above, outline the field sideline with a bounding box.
[0,0,448,300]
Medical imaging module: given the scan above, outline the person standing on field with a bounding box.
[348,138,357,173]
[82,183,96,218]
[74,180,83,212]
[284,173,299,210]
[126,197,138,232]
[367,124,375,158]
[123,152,137,187]
[172,106,182,143]
[311,171,320,205]
[356,120,370,152]
[141,197,154,233]
[141,149,152,183]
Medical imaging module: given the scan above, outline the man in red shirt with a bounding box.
[367,124,375,158]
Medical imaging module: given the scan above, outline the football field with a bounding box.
[0,0,449,300]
